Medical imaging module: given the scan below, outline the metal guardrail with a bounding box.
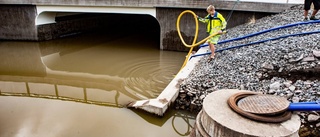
[0,80,124,108]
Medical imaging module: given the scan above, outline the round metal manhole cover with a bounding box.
[237,94,290,115]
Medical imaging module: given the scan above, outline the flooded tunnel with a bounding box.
[38,12,161,49]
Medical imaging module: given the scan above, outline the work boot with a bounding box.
[310,16,319,20]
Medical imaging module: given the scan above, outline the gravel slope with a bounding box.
[175,5,320,136]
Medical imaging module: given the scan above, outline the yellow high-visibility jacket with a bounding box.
[198,12,227,34]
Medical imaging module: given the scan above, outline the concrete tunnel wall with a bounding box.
[0,5,38,41]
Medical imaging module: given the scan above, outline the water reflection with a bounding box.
[0,32,186,105]
[0,32,196,137]
[0,96,196,137]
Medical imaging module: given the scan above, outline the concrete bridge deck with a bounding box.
[0,0,303,12]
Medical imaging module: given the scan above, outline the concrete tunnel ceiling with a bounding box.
[36,5,157,25]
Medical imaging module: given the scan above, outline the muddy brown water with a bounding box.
[0,31,196,137]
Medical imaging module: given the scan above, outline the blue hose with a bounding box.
[288,101,320,111]
[199,20,320,48]
[190,29,320,59]
[190,20,320,60]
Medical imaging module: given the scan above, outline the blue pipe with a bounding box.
[199,20,320,48]
[288,103,320,111]
[190,29,320,60]
[288,101,320,111]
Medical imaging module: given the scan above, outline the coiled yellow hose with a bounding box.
[176,10,219,71]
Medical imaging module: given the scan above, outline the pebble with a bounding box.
[308,114,320,122]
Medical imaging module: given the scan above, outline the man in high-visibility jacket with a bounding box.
[197,5,227,62]
[304,0,320,21]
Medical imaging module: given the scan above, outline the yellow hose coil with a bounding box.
[176,10,219,71]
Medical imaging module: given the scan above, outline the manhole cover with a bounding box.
[237,94,290,115]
